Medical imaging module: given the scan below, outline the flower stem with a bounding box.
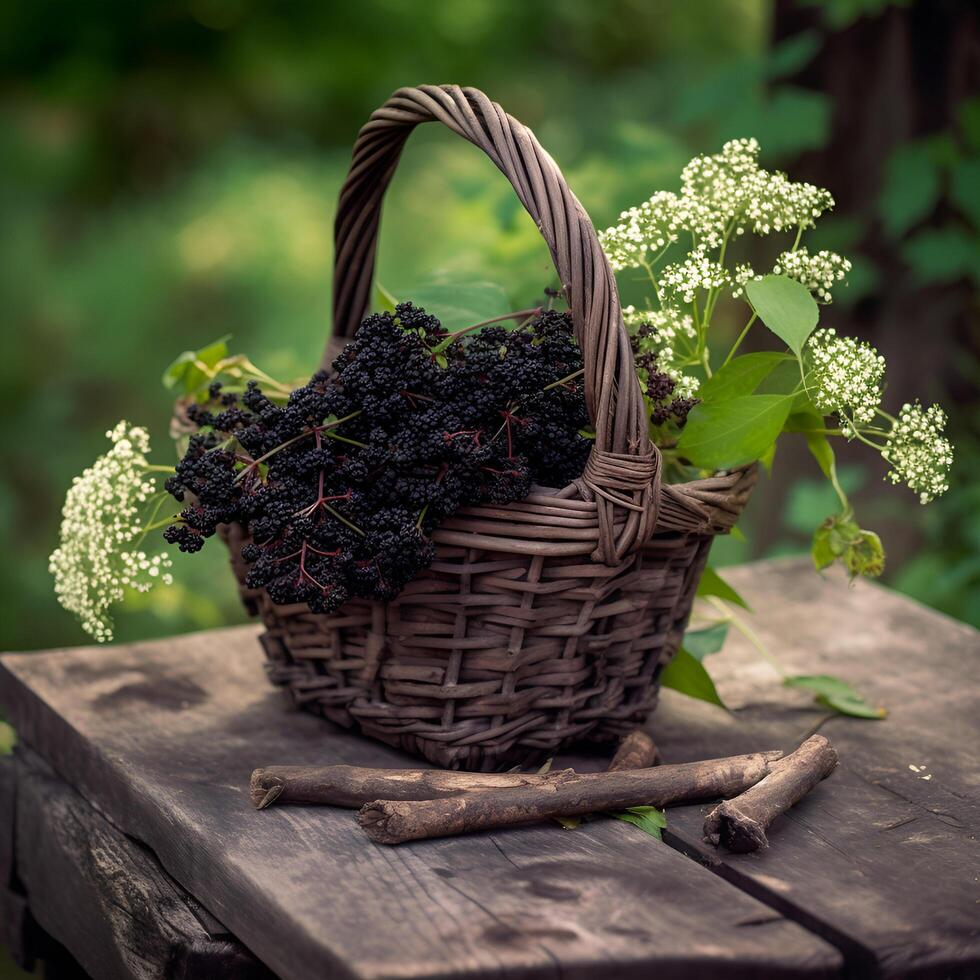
[541,367,585,392]
[141,514,184,535]
[323,504,364,536]
[234,411,362,482]
[324,431,368,448]
[721,312,758,367]
[706,597,786,677]
[640,259,663,306]
[135,492,174,548]
[431,308,543,351]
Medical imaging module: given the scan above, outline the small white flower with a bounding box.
[806,328,885,427]
[681,138,834,238]
[599,139,837,280]
[774,248,851,303]
[599,191,684,271]
[661,245,730,304]
[883,401,953,503]
[731,262,761,298]
[49,422,172,642]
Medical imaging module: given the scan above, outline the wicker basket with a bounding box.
[220,85,756,771]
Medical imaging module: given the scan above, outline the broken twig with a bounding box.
[358,750,781,845]
[703,735,839,853]
[249,764,578,810]
[608,730,659,771]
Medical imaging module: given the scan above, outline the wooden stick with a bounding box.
[250,728,655,809]
[249,764,578,809]
[608,730,658,771]
[703,735,838,853]
[358,751,781,845]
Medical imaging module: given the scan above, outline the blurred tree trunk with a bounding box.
[754,0,980,569]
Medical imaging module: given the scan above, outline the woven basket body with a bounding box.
[218,86,756,770]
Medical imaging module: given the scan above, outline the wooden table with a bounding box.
[1,558,977,979]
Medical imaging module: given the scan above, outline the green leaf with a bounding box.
[811,523,837,571]
[804,430,836,480]
[0,717,15,756]
[610,806,667,840]
[960,96,980,153]
[950,158,980,229]
[765,31,821,78]
[745,275,819,358]
[901,228,980,286]
[162,335,232,395]
[698,352,787,403]
[660,648,727,709]
[730,524,747,543]
[683,623,729,660]
[760,440,777,474]
[784,674,886,719]
[879,140,942,238]
[697,566,751,610]
[554,815,582,830]
[719,87,830,156]
[409,281,511,332]
[677,394,794,469]
[374,281,398,312]
[783,409,822,433]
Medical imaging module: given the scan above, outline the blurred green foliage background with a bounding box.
[1,0,977,662]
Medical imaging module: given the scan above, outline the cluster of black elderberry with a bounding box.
[630,323,699,428]
[164,304,591,613]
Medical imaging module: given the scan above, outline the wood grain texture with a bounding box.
[640,559,980,979]
[0,756,32,971]
[10,746,272,980]
[0,572,841,980]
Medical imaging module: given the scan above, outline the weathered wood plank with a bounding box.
[9,745,272,980]
[643,559,980,980]
[0,606,841,979]
[0,755,33,972]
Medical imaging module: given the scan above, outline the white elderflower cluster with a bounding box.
[743,167,833,236]
[600,138,836,277]
[882,402,954,504]
[660,245,730,304]
[806,328,885,429]
[598,191,683,271]
[731,262,761,298]
[774,248,852,303]
[49,421,173,642]
[623,305,700,398]
[681,138,834,237]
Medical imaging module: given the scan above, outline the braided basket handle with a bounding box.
[326,85,659,563]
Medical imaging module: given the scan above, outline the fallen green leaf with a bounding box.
[0,710,15,755]
[610,806,667,840]
[784,674,886,719]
